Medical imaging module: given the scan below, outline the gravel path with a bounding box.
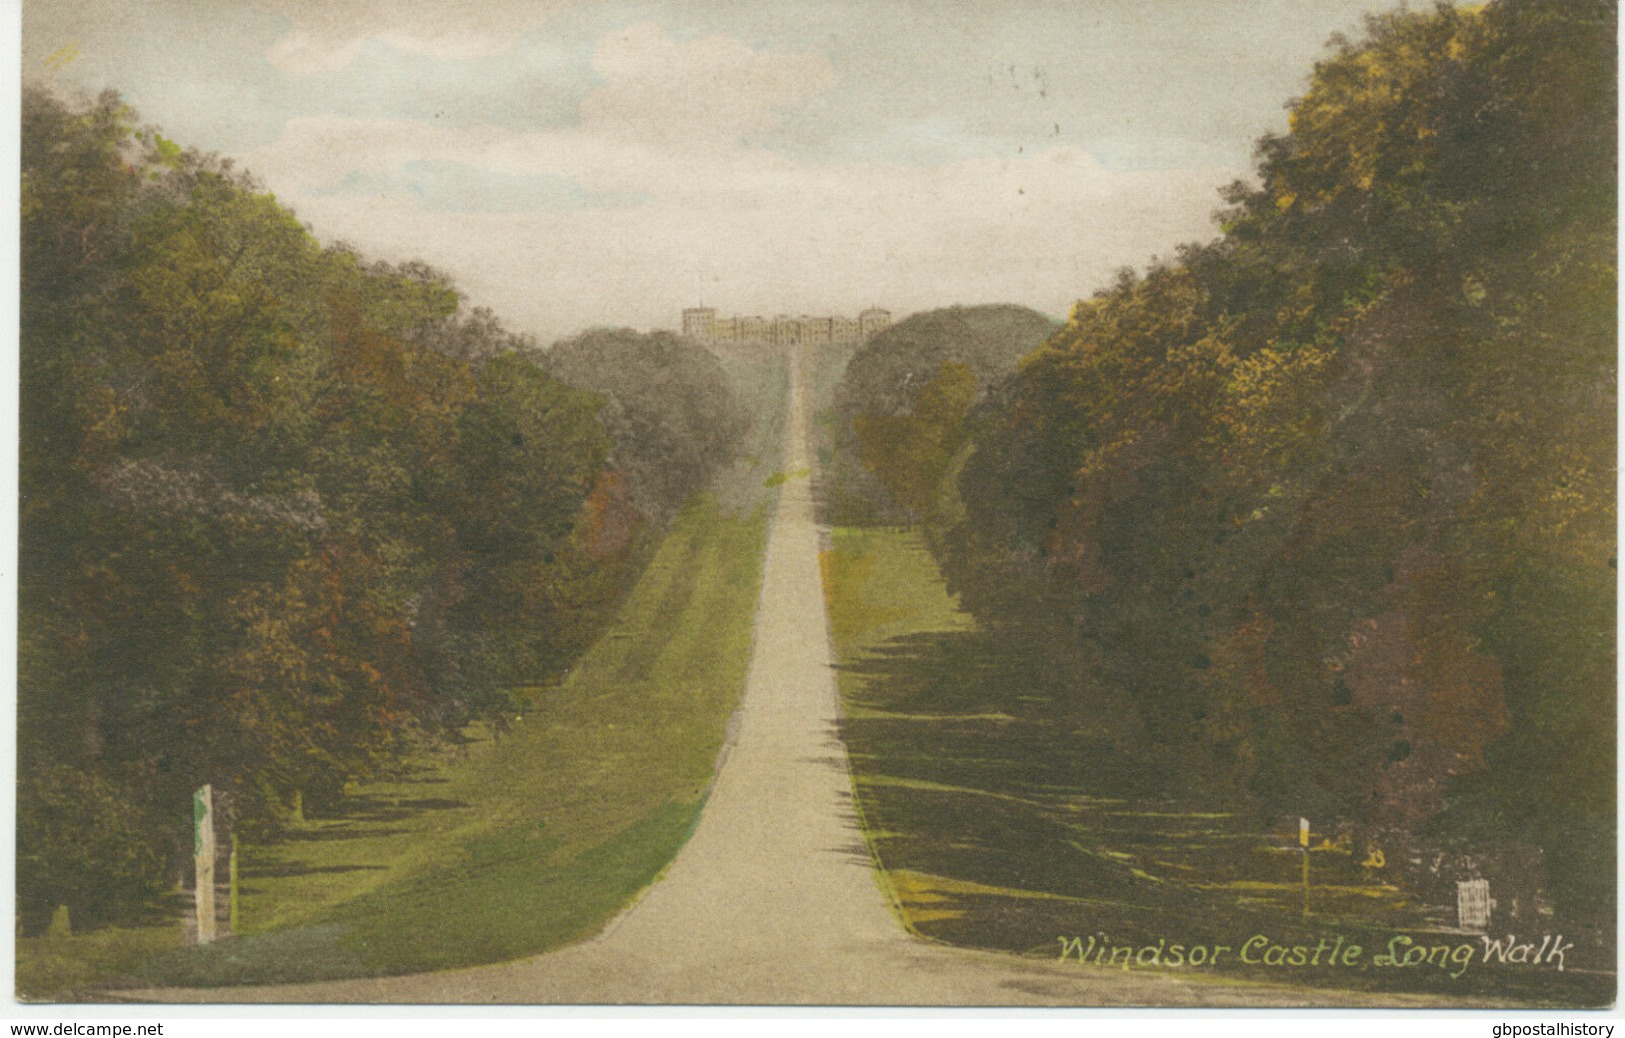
[130,348,1490,1007]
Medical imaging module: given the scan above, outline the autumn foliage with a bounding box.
[853,1,1614,922]
[18,87,744,930]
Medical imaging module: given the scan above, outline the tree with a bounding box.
[854,361,977,523]
[542,329,748,525]
[17,87,641,926]
[935,0,1615,922]
[830,304,1058,524]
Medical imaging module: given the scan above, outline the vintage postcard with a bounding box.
[11,0,1616,1013]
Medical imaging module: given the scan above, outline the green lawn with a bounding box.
[21,496,767,996]
[822,526,1611,1007]
[15,920,188,1001]
[711,346,788,514]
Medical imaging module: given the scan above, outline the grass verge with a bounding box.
[821,526,1612,1008]
[21,496,766,996]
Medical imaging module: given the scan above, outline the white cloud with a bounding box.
[247,117,506,190]
[253,0,572,74]
[580,22,835,150]
[247,26,831,187]
[262,126,1228,340]
[242,22,1235,342]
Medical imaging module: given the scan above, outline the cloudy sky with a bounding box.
[22,0,1394,343]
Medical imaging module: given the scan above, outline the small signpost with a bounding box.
[1299,817,1311,918]
[1458,878,1494,932]
[230,832,241,936]
[193,784,216,944]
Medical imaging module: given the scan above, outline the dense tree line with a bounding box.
[828,305,1058,524]
[18,87,745,931]
[845,2,1615,925]
[542,329,750,527]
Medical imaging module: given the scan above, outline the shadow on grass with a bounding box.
[273,795,471,846]
[837,628,1615,1006]
[134,925,376,989]
[208,794,481,918]
[282,827,411,843]
[241,863,389,880]
[333,795,473,819]
[124,800,707,990]
[838,629,1174,798]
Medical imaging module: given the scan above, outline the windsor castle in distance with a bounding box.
[681,306,893,347]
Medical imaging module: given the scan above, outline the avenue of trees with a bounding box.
[18,87,746,931]
[836,1,1615,922]
[19,0,1616,946]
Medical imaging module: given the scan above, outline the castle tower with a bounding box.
[682,307,717,342]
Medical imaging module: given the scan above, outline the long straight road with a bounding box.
[136,348,1484,1006]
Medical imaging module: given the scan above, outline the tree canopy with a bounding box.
[542,328,749,526]
[16,87,741,932]
[828,304,1058,524]
[909,0,1614,923]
